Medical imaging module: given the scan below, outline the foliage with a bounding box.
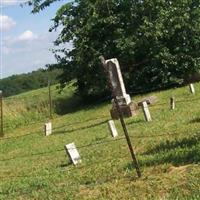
[0,68,62,97]
[28,0,200,98]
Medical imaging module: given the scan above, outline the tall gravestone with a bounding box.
[104,58,138,119]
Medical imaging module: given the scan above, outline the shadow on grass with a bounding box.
[53,120,108,135]
[144,134,200,155]
[189,117,200,123]
[127,119,144,125]
[54,93,110,116]
[59,162,72,168]
[52,116,109,131]
[126,134,200,169]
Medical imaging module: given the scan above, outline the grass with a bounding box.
[0,83,200,199]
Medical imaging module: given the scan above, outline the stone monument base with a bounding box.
[110,102,138,120]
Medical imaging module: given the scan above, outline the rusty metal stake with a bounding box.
[100,56,141,178]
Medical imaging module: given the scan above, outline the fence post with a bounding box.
[48,80,53,119]
[0,90,3,137]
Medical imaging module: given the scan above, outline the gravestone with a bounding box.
[104,58,138,119]
[65,143,82,165]
[142,101,152,122]
[170,97,175,110]
[189,84,195,94]
[108,120,118,138]
[138,96,158,107]
[44,122,52,136]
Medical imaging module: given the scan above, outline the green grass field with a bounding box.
[0,83,200,200]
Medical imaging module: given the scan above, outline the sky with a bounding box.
[0,0,68,78]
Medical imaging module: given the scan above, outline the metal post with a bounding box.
[0,90,3,137]
[100,56,141,178]
[48,80,53,119]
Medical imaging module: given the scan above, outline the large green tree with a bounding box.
[28,0,200,99]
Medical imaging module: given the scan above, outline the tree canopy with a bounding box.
[28,0,200,99]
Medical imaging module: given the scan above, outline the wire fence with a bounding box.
[0,83,200,188]
[0,126,199,163]
[1,91,200,143]
[1,82,198,130]
[0,154,136,198]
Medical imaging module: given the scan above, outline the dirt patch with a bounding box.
[168,165,190,174]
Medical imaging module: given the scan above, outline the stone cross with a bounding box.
[105,58,131,106]
[65,143,82,165]
[108,120,118,138]
[44,122,52,136]
[142,101,152,122]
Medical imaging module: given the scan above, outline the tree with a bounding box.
[28,0,200,99]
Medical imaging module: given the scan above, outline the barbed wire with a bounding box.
[1,127,199,163]
[2,82,199,132]
[0,131,41,141]
[1,84,200,166]
[0,152,132,180]
[0,116,109,142]
[1,93,199,144]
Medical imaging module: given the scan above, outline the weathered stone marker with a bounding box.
[108,120,118,138]
[104,58,138,119]
[44,122,52,136]
[189,84,195,94]
[138,96,158,107]
[100,56,141,178]
[142,101,152,122]
[170,97,175,110]
[65,143,81,165]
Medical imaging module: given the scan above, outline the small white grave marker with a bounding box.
[65,143,81,165]
[44,122,52,136]
[170,97,175,110]
[189,84,195,94]
[142,101,152,122]
[108,120,118,138]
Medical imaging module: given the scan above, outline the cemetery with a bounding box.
[1,1,200,199]
[0,60,199,199]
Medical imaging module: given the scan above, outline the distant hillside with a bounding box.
[0,68,62,97]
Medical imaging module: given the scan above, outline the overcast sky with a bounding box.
[0,0,67,78]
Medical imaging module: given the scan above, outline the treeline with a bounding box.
[30,1,200,99]
[0,68,62,97]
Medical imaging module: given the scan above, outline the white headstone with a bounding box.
[189,84,195,94]
[44,122,52,136]
[108,120,118,138]
[170,97,175,110]
[142,101,152,122]
[65,143,81,165]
